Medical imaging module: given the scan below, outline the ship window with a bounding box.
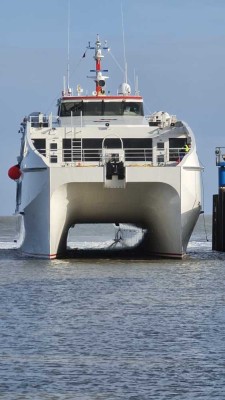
[103,138,122,148]
[32,139,46,156]
[63,139,71,148]
[157,142,164,149]
[157,155,164,163]
[169,138,186,148]
[104,102,123,116]
[82,139,102,149]
[101,138,152,149]
[60,101,83,117]
[123,138,152,161]
[83,102,103,116]
[63,138,72,162]
[169,138,186,161]
[123,102,144,116]
[59,100,144,117]
[83,139,102,161]
[50,156,58,163]
[123,138,152,148]
[149,121,161,127]
[50,143,58,163]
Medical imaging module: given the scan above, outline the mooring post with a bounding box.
[212,147,225,251]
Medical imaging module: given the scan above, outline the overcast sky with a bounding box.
[0,0,225,215]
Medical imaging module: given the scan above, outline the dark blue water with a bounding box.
[0,216,225,399]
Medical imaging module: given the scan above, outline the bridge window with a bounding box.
[123,102,143,115]
[83,102,103,116]
[60,101,83,116]
[104,102,123,116]
[59,101,144,117]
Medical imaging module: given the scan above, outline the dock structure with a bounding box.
[212,147,225,251]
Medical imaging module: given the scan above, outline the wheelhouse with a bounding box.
[58,97,144,117]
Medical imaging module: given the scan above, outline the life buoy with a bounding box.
[8,164,22,180]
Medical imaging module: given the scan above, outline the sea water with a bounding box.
[0,215,225,399]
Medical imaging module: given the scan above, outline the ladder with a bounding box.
[72,139,82,161]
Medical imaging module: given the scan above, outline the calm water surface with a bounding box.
[0,216,225,399]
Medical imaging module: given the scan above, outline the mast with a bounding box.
[95,35,102,95]
[88,35,109,96]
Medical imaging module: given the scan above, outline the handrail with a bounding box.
[31,145,186,166]
[29,114,59,128]
[102,134,123,149]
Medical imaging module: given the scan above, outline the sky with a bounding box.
[0,0,225,215]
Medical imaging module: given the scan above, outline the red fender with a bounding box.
[8,165,22,180]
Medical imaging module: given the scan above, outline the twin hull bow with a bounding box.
[19,124,202,259]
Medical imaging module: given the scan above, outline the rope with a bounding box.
[44,47,89,115]
[69,48,90,83]
[109,50,134,88]
[109,50,125,75]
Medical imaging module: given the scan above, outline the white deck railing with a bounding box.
[32,147,186,166]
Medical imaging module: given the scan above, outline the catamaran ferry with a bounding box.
[8,35,202,258]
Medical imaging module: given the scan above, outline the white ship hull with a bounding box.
[20,154,202,259]
[11,36,202,259]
